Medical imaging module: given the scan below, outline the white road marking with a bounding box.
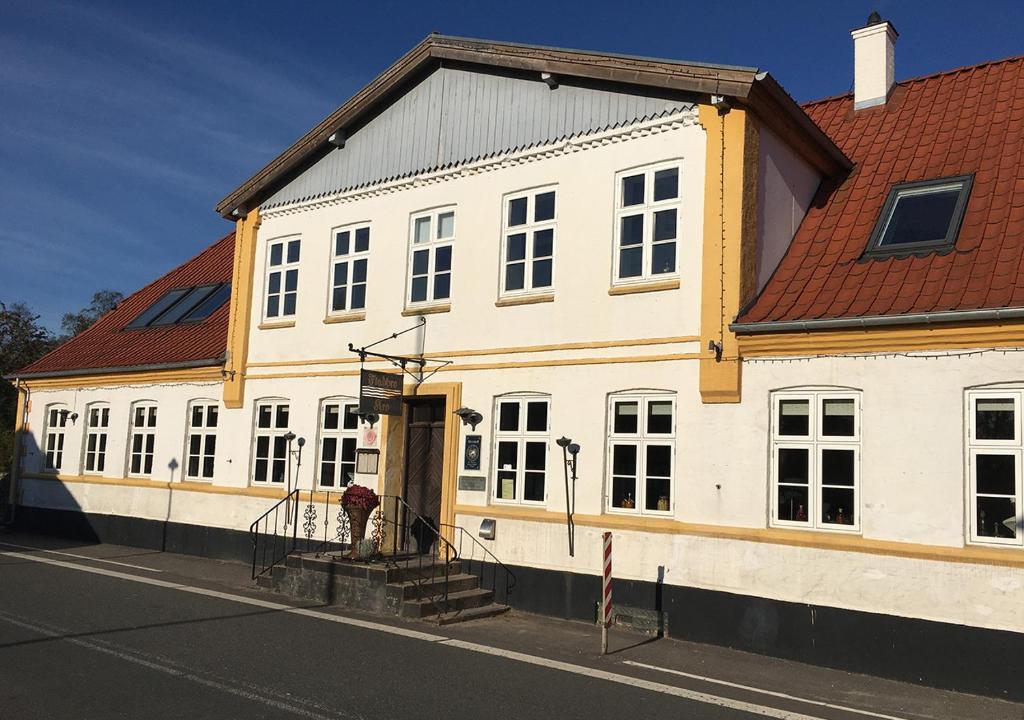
[1,548,915,720]
[0,540,163,572]
[0,610,359,720]
[623,660,912,720]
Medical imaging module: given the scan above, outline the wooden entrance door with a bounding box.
[403,397,446,525]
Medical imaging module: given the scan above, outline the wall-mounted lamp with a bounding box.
[708,339,723,363]
[328,130,346,148]
[354,410,380,428]
[711,94,732,114]
[454,407,483,431]
[231,206,246,218]
[540,72,559,90]
[556,436,581,556]
[58,409,79,425]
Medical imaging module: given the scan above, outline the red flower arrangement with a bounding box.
[341,484,380,512]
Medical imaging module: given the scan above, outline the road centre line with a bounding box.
[2,548,912,720]
[0,540,164,572]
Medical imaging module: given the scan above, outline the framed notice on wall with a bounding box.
[464,434,481,470]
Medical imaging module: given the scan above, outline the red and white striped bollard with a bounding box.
[601,531,612,654]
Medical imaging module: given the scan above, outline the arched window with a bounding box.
[43,403,71,472]
[185,400,219,481]
[606,391,676,514]
[252,398,291,484]
[966,388,1023,546]
[316,397,360,488]
[127,401,158,477]
[83,403,111,474]
[492,393,550,505]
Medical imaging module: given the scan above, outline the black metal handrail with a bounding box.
[249,489,300,580]
[441,523,516,604]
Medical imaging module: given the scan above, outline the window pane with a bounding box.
[202,455,214,478]
[611,475,637,510]
[323,404,339,430]
[619,247,642,279]
[191,406,204,427]
[320,460,335,487]
[354,227,370,253]
[411,277,428,303]
[335,231,350,256]
[822,488,855,525]
[778,448,809,484]
[777,486,809,523]
[505,263,525,291]
[254,459,268,483]
[778,399,810,436]
[534,191,555,222]
[622,174,644,206]
[821,448,855,486]
[332,287,347,312]
[282,293,296,316]
[189,435,202,456]
[207,405,218,428]
[273,436,287,460]
[646,401,673,434]
[507,233,526,262]
[496,441,518,500]
[412,249,429,275]
[612,443,637,476]
[341,437,357,463]
[266,296,280,318]
[272,459,286,483]
[125,287,190,328]
[880,187,962,247]
[977,496,1018,538]
[526,401,547,432]
[352,258,367,283]
[268,272,281,294]
[270,243,282,266]
[275,405,289,428]
[524,472,545,502]
[653,210,676,241]
[351,284,366,309]
[533,259,552,288]
[613,401,639,434]
[508,197,527,226]
[414,217,431,244]
[651,242,676,275]
[433,273,451,300]
[822,399,856,437]
[976,399,1015,440]
[286,239,301,263]
[334,262,348,286]
[499,402,520,432]
[435,245,452,273]
[653,168,679,201]
[187,455,200,478]
[646,476,671,511]
[256,436,269,457]
[284,269,298,293]
[343,405,360,430]
[646,445,671,477]
[620,215,643,246]
[184,283,232,322]
[437,212,455,239]
[525,442,546,471]
[533,229,553,258]
[976,454,1017,495]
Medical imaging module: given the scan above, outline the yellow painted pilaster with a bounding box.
[698,105,759,403]
[223,209,261,409]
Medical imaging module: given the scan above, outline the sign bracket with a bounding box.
[347,316,453,384]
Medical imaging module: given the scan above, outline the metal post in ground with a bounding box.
[601,531,612,655]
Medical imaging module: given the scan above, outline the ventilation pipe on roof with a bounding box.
[851,11,898,110]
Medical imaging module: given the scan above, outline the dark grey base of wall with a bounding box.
[13,505,1023,701]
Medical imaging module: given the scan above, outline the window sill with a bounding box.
[259,319,296,330]
[495,293,554,308]
[769,521,861,534]
[608,279,680,296]
[323,312,366,325]
[402,303,451,317]
[606,508,674,517]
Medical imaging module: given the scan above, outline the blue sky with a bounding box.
[3,0,1023,331]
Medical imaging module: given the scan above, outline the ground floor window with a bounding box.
[318,399,359,488]
[606,392,675,514]
[185,401,218,481]
[128,402,158,477]
[770,391,860,531]
[43,404,71,472]
[253,399,291,484]
[968,390,1023,546]
[493,395,549,504]
[84,403,110,474]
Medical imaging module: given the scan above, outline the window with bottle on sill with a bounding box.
[967,389,1023,547]
[770,390,860,532]
[606,392,675,515]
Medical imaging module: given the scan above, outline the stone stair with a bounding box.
[256,553,508,625]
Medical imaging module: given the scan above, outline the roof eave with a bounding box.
[8,357,225,382]
[730,307,1024,335]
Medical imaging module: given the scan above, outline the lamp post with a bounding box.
[556,436,580,556]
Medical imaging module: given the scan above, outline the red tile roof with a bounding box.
[16,232,235,378]
[738,56,1024,327]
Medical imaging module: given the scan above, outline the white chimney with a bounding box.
[851,12,898,110]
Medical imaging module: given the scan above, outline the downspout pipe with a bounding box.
[729,307,1024,334]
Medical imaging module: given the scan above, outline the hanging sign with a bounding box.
[359,369,403,416]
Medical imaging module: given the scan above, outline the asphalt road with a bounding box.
[0,542,1018,720]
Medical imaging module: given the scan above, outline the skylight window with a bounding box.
[866,175,973,255]
[124,283,231,329]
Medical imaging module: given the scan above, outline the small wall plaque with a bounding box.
[464,434,482,470]
[458,475,486,492]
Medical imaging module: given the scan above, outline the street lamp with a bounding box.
[556,436,581,557]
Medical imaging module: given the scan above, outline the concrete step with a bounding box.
[387,573,480,601]
[385,558,462,583]
[429,604,510,626]
[400,587,493,619]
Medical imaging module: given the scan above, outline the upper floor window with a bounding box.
[252,399,291,484]
[185,400,218,481]
[501,189,556,296]
[493,395,550,504]
[43,404,71,472]
[128,402,158,477]
[407,208,455,306]
[83,403,110,474]
[607,392,675,514]
[330,225,369,314]
[317,398,360,488]
[771,391,860,531]
[265,238,300,320]
[967,390,1023,546]
[865,175,973,256]
[614,162,681,283]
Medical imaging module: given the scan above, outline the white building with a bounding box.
[9,20,1024,696]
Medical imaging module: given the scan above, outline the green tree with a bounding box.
[60,289,123,339]
[0,302,56,472]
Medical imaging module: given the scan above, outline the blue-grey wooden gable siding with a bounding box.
[261,66,695,209]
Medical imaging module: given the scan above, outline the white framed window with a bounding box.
[127,402,158,477]
[43,403,71,472]
[329,224,369,314]
[606,392,675,514]
[967,390,1023,546]
[264,237,301,320]
[252,399,291,484]
[493,395,550,504]
[770,391,860,531]
[185,400,218,481]
[407,207,455,306]
[83,403,110,474]
[501,188,556,296]
[613,161,682,283]
[317,398,360,488]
